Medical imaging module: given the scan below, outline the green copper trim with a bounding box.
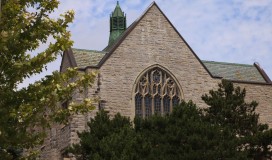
[108,1,127,45]
[112,1,124,17]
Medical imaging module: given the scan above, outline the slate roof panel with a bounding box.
[72,48,107,68]
[202,60,266,83]
[71,48,266,83]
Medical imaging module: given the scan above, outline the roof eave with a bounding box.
[228,79,272,86]
[78,65,99,71]
[254,63,272,83]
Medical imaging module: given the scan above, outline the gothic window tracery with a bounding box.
[135,67,182,117]
[163,96,170,114]
[145,95,152,117]
[135,93,142,116]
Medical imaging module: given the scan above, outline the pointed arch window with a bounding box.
[135,93,142,117]
[145,95,152,117]
[154,95,161,114]
[163,96,171,114]
[135,67,182,118]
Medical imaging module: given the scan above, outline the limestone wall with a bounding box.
[40,69,99,160]
[233,82,272,126]
[98,4,219,120]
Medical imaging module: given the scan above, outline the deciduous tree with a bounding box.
[0,0,95,159]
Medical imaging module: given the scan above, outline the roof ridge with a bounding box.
[202,60,254,67]
[72,48,107,53]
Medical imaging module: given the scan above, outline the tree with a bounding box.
[67,110,150,160]
[0,0,95,159]
[202,80,272,159]
[69,101,247,160]
[69,80,272,160]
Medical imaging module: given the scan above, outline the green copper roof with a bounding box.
[108,1,127,46]
[72,48,107,68]
[112,1,124,17]
[202,60,266,82]
[109,29,125,46]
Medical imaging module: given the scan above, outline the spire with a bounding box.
[108,1,127,45]
[112,1,123,17]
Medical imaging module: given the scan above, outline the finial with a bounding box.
[117,1,119,5]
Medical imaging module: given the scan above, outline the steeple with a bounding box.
[108,1,127,45]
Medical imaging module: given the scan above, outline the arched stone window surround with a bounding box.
[132,64,184,118]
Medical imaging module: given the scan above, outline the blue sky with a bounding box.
[20,0,272,87]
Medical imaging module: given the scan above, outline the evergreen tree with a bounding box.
[202,80,272,159]
[68,110,150,160]
[134,101,247,160]
[69,80,272,160]
[69,101,246,160]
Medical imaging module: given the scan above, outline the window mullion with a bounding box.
[142,94,145,118]
[151,95,154,115]
[170,97,173,113]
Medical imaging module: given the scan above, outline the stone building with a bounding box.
[41,2,272,159]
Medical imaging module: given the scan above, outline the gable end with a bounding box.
[60,48,77,72]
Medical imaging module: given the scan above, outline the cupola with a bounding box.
[108,1,127,45]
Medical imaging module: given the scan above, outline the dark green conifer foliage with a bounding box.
[68,80,272,160]
[202,80,272,159]
[68,101,247,160]
[67,110,150,160]
[134,101,247,160]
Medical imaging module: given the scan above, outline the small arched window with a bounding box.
[135,67,182,117]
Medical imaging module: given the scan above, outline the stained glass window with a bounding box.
[163,96,171,114]
[153,70,160,83]
[153,84,157,94]
[135,67,182,118]
[145,95,152,117]
[172,96,180,108]
[135,93,142,117]
[154,95,161,114]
